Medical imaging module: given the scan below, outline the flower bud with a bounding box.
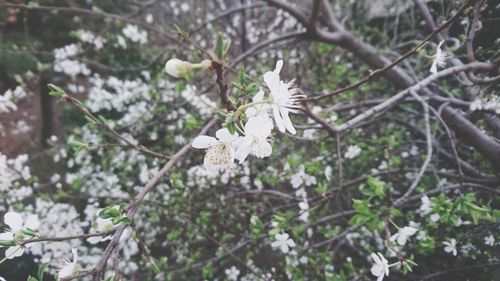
[164,58,193,78]
[198,59,212,69]
[165,58,212,78]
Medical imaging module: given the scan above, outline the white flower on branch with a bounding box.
[298,199,310,222]
[443,239,458,256]
[271,232,296,254]
[430,41,449,74]
[86,207,120,244]
[390,226,418,246]
[224,266,240,281]
[370,252,389,281]
[234,116,273,163]
[484,235,495,246]
[58,248,79,280]
[164,58,211,78]
[344,145,362,159]
[419,195,432,215]
[0,211,39,259]
[245,89,273,124]
[122,24,148,44]
[192,128,239,172]
[263,60,303,135]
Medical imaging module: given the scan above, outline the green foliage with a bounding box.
[214,32,231,59]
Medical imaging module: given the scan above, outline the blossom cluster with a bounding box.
[0,86,27,114]
[190,60,304,172]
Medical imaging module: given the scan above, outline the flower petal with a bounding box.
[245,116,272,138]
[274,60,283,74]
[4,212,23,232]
[280,243,289,253]
[252,139,272,159]
[279,107,296,135]
[371,253,381,265]
[87,236,102,244]
[252,89,265,102]
[430,61,438,74]
[216,128,238,143]
[272,104,286,133]
[192,136,217,149]
[263,71,280,96]
[234,137,253,163]
[5,246,24,259]
[203,146,234,172]
[436,40,445,52]
[24,215,40,230]
[371,264,382,277]
[72,248,78,264]
[0,232,14,240]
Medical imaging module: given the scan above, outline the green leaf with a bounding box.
[227,122,237,135]
[173,24,189,38]
[222,38,231,55]
[47,83,66,98]
[0,240,17,247]
[366,177,385,198]
[214,32,230,58]
[202,262,214,279]
[244,83,258,94]
[22,228,38,237]
[151,259,161,273]
[120,216,132,224]
[315,183,327,196]
[99,207,121,219]
[37,262,49,281]
[27,276,38,281]
[214,32,224,58]
[238,66,246,84]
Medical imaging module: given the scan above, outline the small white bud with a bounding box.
[165,58,193,78]
[164,58,212,78]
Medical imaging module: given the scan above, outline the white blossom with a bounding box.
[443,239,457,256]
[0,211,40,259]
[116,35,127,49]
[419,195,432,215]
[298,199,310,222]
[271,232,296,253]
[234,116,273,163]
[263,60,302,135]
[225,266,240,281]
[430,40,449,74]
[77,30,105,49]
[370,252,389,281]
[145,14,153,24]
[484,235,495,246]
[0,86,26,114]
[86,207,120,244]
[180,3,190,12]
[192,128,239,172]
[344,145,362,159]
[58,248,79,280]
[122,24,148,44]
[430,213,440,222]
[245,89,273,125]
[390,226,417,246]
